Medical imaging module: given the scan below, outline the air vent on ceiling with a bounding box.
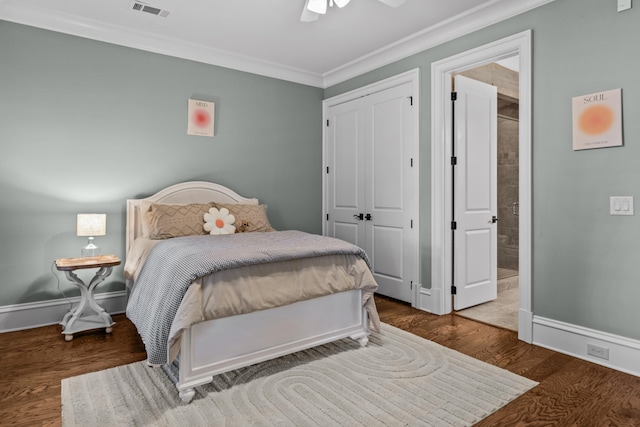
[130,1,170,18]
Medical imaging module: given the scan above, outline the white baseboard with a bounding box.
[418,287,440,314]
[518,308,533,343]
[0,291,127,333]
[533,315,640,377]
[412,291,639,377]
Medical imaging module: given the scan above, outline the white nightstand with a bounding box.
[55,255,120,341]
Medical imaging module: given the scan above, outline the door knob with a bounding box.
[491,215,499,223]
[353,213,364,221]
[365,213,372,221]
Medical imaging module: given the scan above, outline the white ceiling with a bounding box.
[0,0,551,87]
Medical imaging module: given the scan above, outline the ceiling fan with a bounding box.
[301,0,406,22]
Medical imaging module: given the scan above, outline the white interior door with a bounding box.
[453,75,498,310]
[326,81,418,304]
[364,84,416,302]
[326,100,366,248]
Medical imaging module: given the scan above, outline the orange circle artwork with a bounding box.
[192,109,211,128]
[579,105,614,135]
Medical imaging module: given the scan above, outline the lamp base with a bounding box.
[81,237,101,258]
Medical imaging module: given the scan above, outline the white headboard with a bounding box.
[126,181,259,255]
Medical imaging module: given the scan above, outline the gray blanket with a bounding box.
[126,230,371,365]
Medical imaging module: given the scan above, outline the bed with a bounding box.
[124,181,379,403]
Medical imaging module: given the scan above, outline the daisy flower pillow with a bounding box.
[203,207,236,235]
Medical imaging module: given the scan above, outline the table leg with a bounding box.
[61,267,115,338]
[61,270,90,333]
[86,267,115,328]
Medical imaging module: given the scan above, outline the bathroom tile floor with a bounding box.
[455,268,519,331]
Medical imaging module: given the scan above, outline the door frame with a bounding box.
[322,68,420,307]
[430,30,533,343]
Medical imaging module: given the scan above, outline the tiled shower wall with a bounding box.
[497,100,519,271]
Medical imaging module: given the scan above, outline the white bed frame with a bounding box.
[126,181,370,403]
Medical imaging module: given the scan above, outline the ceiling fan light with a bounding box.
[377,0,406,7]
[334,0,350,7]
[306,0,327,14]
[300,8,320,22]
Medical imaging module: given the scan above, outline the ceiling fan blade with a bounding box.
[307,0,327,14]
[300,7,320,22]
[377,0,406,7]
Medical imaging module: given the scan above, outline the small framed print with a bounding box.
[572,88,622,151]
[187,99,215,137]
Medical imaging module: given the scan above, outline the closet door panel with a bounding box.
[333,109,360,209]
[371,225,404,280]
[326,100,365,248]
[371,96,404,210]
[364,83,415,303]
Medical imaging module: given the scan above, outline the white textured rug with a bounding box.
[62,323,537,426]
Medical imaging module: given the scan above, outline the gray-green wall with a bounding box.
[325,0,640,340]
[3,0,639,343]
[0,21,323,306]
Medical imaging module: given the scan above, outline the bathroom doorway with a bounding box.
[455,57,520,331]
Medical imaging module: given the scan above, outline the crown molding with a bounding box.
[0,0,324,87]
[322,0,554,87]
[0,0,553,89]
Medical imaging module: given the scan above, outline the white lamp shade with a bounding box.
[77,214,106,237]
[334,0,350,8]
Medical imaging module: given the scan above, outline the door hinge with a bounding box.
[410,219,413,229]
[451,156,457,166]
[326,119,329,126]
[410,158,414,167]
[410,280,414,290]
[451,92,457,101]
[326,166,329,173]
[451,285,457,295]
[408,96,413,106]
[451,221,457,230]
[326,213,329,221]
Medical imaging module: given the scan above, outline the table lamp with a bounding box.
[77,213,106,257]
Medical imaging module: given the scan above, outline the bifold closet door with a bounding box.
[325,98,366,249]
[326,82,417,303]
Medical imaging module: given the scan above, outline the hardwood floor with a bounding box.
[1,296,639,426]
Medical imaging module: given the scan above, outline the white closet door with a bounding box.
[326,99,366,248]
[364,83,416,302]
[326,81,417,303]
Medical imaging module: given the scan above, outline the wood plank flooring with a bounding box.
[1,295,639,426]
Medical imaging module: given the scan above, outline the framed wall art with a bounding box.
[572,88,622,151]
[187,99,215,137]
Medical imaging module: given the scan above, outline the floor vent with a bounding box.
[131,1,170,18]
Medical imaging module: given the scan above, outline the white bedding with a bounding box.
[125,237,380,362]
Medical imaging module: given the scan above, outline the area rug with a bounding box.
[61,323,537,426]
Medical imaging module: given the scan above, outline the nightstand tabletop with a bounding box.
[55,254,121,271]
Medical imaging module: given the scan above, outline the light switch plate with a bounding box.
[618,0,632,12]
[610,196,634,215]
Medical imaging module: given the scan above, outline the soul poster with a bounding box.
[572,88,622,151]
